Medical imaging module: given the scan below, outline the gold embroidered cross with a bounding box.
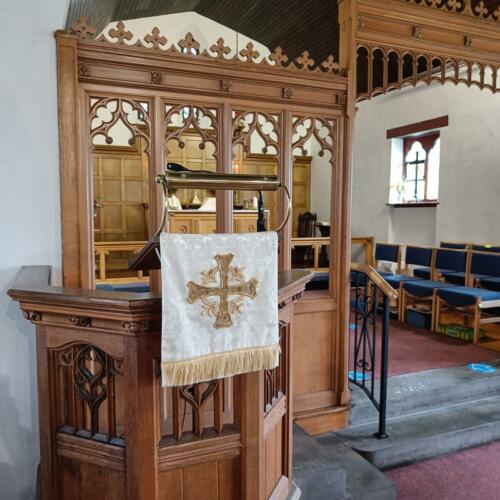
[187,254,258,329]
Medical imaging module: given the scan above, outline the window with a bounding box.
[389,132,440,205]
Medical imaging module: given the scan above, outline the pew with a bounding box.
[9,266,312,500]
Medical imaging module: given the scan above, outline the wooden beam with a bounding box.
[386,115,449,139]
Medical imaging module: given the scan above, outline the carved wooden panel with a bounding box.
[165,104,220,209]
[264,322,289,414]
[356,43,500,101]
[158,367,234,445]
[51,342,124,445]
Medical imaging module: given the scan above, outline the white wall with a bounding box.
[0,1,68,498]
[352,82,500,246]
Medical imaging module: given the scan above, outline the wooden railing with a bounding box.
[94,241,147,283]
[291,236,375,271]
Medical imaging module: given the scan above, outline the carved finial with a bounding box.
[464,34,473,47]
[269,47,289,66]
[179,32,200,53]
[239,42,260,62]
[108,21,133,45]
[69,16,96,39]
[320,55,340,73]
[221,80,233,92]
[144,27,167,49]
[210,37,231,58]
[151,71,163,84]
[475,0,489,17]
[357,15,366,28]
[295,51,315,70]
[412,26,423,38]
[446,0,462,11]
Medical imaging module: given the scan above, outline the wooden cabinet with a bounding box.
[169,210,269,234]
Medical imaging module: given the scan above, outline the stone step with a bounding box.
[337,394,500,470]
[350,358,500,427]
[293,426,396,500]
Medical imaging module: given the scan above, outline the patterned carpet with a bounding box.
[350,317,499,377]
[386,440,500,500]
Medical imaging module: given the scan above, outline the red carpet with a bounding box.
[386,440,500,500]
[350,318,498,377]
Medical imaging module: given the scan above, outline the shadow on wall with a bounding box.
[0,269,39,500]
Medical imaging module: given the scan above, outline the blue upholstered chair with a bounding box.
[436,285,500,344]
[374,243,401,278]
[400,248,468,329]
[471,251,500,291]
[440,241,469,249]
[472,244,500,253]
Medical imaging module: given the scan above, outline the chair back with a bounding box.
[440,241,468,249]
[471,251,500,278]
[472,244,500,253]
[298,212,317,238]
[435,248,468,275]
[375,243,401,273]
[405,246,434,269]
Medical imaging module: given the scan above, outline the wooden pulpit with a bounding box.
[9,266,311,500]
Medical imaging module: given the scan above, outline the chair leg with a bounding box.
[400,290,406,322]
[433,295,440,332]
[473,300,481,344]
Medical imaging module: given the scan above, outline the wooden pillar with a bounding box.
[123,335,159,499]
[336,0,358,407]
[217,102,234,234]
[241,370,265,500]
[55,33,82,288]
[279,110,293,271]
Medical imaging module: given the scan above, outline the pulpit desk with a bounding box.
[9,266,311,500]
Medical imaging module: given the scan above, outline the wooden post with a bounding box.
[336,0,358,407]
[241,370,265,500]
[123,335,159,499]
[56,33,82,287]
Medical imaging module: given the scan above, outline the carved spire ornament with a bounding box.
[239,42,260,62]
[320,55,340,73]
[210,37,231,58]
[269,47,289,66]
[65,21,343,78]
[295,51,315,70]
[69,16,96,39]
[178,32,200,53]
[144,27,167,49]
[108,21,133,45]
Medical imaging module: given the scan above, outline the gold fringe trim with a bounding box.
[161,344,281,387]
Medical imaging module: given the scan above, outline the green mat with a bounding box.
[437,323,486,341]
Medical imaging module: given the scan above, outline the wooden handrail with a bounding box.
[291,236,375,271]
[350,262,399,301]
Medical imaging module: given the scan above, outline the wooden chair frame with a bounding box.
[400,248,471,329]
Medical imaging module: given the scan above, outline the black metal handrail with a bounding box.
[349,263,398,439]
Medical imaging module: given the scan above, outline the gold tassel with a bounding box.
[161,344,280,387]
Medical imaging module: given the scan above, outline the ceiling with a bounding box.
[65,0,340,62]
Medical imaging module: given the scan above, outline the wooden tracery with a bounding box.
[355,0,500,101]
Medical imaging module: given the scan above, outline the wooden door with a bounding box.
[93,141,149,243]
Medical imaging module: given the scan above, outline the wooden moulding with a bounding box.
[386,115,449,139]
